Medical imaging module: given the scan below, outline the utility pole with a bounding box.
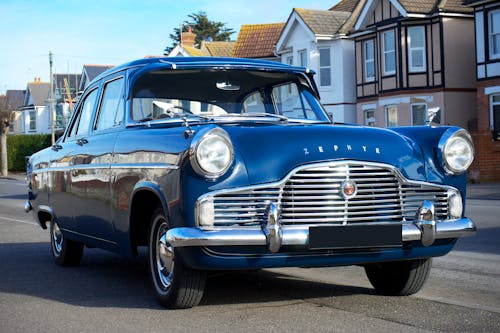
[49,51,56,145]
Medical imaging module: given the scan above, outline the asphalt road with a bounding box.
[1,177,499,332]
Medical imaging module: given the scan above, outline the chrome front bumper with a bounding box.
[166,218,476,251]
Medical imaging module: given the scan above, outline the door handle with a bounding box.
[77,138,88,146]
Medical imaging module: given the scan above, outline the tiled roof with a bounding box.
[330,0,363,12]
[294,8,352,36]
[203,41,236,57]
[26,82,50,107]
[83,64,114,82]
[399,0,473,14]
[5,90,25,110]
[232,23,285,58]
[183,45,210,57]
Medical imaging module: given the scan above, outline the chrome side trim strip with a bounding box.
[166,218,476,248]
[31,163,178,174]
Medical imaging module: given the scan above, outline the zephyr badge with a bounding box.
[341,180,357,199]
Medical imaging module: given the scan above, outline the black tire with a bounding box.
[364,258,432,296]
[148,206,206,309]
[50,220,84,266]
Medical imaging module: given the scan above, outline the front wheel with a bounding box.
[50,220,84,266]
[364,258,432,296]
[148,207,206,308]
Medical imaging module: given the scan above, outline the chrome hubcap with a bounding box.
[155,222,174,289]
[52,222,63,253]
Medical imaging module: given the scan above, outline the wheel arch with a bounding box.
[36,205,55,230]
[129,182,170,254]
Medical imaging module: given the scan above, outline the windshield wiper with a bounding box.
[222,113,288,122]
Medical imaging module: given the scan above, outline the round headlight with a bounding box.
[190,127,234,179]
[439,129,474,175]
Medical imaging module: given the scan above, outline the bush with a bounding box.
[3,134,52,171]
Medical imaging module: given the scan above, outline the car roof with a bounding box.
[93,57,314,82]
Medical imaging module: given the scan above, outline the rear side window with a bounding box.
[69,89,98,138]
[96,77,124,131]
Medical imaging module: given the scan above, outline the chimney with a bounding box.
[181,26,196,47]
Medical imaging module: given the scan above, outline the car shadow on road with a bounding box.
[0,242,373,309]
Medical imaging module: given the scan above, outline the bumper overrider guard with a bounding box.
[166,200,476,252]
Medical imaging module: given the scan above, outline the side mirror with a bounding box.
[426,107,441,126]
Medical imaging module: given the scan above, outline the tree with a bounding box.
[0,95,13,176]
[164,12,235,54]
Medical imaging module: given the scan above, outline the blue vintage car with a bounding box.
[26,57,476,308]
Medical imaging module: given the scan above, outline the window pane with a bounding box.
[272,82,318,120]
[76,89,98,136]
[384,31,395,52]
[386,106,398,127]
[385,52,395,73]
[29,111,36,131]
[299,50,307,67]
[492,11,500,34]
[364,109,375,126]
[243,91,265,113]
[494,104,500,140]
[492,94,500,103]
[364,40,374,60]
[411,50,424,68]
[366,61,374,78]
[493,34,500,55]
[96,78,124,131]
[320,68,331,86]
[320,48,330,67]
[412,104,427,126]
[409,27,424,47]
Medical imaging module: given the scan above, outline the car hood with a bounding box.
[221,123,426,184]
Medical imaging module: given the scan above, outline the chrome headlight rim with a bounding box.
[189,126,234,179]
[438,128,474,175]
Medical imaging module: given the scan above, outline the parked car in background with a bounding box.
[26,57,476,308]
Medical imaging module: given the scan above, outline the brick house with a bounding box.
[352,0,476,130]
[466,0,500,182]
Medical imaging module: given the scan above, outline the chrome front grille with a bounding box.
[207,161,451,227]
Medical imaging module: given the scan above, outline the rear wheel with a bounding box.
[148,207,206,308]
[364,258,432,296]
[50,220,84,266]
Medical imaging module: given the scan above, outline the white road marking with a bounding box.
[0,215,38,226]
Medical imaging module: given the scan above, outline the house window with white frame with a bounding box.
[491,94,500,140]
[408,26,426,72]
[382,30,396,75]
[411,103,427,125]
[286,56,293,66]
[489,9,500,60]
[298,49,307,67]
[363,39,375,81]
[386,105,398,127]
[319,48,331,87]
[364,109,376,126]
[28,110,36,132]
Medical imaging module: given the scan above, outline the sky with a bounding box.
[0,0,340,93]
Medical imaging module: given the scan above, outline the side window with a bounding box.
[69,89,98,138]
[243,91,266,113]
[272,82,318,120]
[96,77,124,131]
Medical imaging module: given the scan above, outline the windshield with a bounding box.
[131,69,329,123]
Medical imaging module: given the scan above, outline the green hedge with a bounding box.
[2,134,52,171]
